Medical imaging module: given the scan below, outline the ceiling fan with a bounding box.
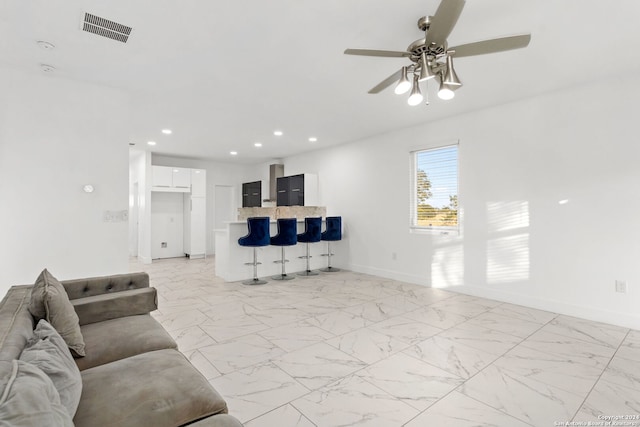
[344,0,531,105]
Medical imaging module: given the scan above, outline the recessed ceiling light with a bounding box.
[273,130,283,136]
[558,199,569,205]
[162,129,172,134]
[37,41,55,50]
[254,143,262,148]
[40,64,55,73]
[147,141,156,146]
[308,137,318,142]
[230,151,238,156]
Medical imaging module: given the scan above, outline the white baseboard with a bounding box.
[437,284,640,331]
[343,265,640,330]
[346,263,428,287]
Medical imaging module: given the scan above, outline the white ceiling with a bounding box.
[2,0,640,164]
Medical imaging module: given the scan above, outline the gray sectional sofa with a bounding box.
[0,271,242,427]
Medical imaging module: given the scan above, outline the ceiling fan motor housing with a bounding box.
[408,38,447,61]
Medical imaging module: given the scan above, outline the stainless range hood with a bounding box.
[263,164,284,202]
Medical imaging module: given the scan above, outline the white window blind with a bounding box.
[410,144,459,232]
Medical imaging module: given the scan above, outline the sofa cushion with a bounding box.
[72,287,158,326]
[76,314,176,371]
[74,349,228,427]
[0,286,35,363]
[0,360,73,426]
[19,320,82,417]
[28,269,85,357]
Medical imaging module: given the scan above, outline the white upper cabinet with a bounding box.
[190,169,206,197]
[152,166,173,188]
[152,166,192,192]
[171,168,191,189]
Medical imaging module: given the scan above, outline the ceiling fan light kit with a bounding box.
[407,74,424,106]
[438,79,456,100]
[394,66,412,94]
[418,53,435,82]
[443,55,462,86]
[344,0,531,108]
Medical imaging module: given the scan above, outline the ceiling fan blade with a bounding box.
[450,34,531,58]
[368,69,403,94]
[344,48,411,58]
[425,0,466,47]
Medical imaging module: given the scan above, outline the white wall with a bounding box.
[151,155,246,254]
[282,76,640,329]
[0,67,130,296]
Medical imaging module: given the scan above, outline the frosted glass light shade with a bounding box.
[394,67,411,95]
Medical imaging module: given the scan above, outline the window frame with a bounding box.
[409,142,460,235]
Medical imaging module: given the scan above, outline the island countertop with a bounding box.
[237,206,326,221]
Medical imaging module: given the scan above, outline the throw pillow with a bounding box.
[28,269,86,357]
[0,360,74,427]
[19,320,82,417]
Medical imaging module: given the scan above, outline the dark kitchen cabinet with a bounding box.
[277,174,304,206]
[242,181,262,207]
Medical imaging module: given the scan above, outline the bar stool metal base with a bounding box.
[320,241,340,272]
[298,270,319,276]
[272,246,295,281]
[242,247,268,285]
[242,278,268,285]
[298,242,319,276]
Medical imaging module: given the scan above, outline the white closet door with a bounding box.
[189,197,206,257]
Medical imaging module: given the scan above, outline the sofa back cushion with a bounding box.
[0,286,35,363]
[19,320,82,417]
[62,272,150,300]
[0,360,73,426]
[28,269,86,357]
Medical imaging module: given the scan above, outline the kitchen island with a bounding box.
[214,217,343,282]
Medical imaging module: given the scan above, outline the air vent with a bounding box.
[82,13,132,43]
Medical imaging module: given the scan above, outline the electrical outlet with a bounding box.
[391,252,397,261]
[161,242,167,248]
[615,280,627,293]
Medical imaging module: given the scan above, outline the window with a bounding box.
[410,144,459,232]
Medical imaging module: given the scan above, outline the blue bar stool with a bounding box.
[320,216,342,272]
[270,218,298,281]
[237,217,270,285]
[297,217,322,277]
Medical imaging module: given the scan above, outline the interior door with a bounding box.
[190,197,206,256]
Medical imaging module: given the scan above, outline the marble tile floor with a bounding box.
[130,257,640,427]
